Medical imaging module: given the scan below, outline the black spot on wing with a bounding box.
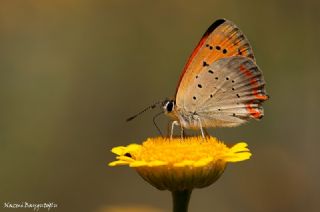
[205,44,213,50]
[203,61,209,67]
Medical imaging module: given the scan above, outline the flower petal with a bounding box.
[193,157,213,167]
[126,144,141,152]
[117,155,135,162]
[108,161,131,166]
[111,144,141,156]
[111,146,127,155]
[230,142,249,152]
[129,161,148,167]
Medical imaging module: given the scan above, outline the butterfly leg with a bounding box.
[170,121,179,139]
[198,118,205,138]
[180,126,184,139]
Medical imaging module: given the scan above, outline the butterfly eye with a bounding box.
[165,101,175,112]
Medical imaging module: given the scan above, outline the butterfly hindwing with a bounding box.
[182,56,268,128]
[176,19,255,106]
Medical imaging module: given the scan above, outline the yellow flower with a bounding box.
[109,136,251,191]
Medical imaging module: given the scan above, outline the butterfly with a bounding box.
[128,19,268,138]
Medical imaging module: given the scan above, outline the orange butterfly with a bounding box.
[129,19,269,138]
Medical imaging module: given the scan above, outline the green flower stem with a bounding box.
[171,189,192,212]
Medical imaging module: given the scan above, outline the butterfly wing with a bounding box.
[181,56,268,128]
[176,19,255,107]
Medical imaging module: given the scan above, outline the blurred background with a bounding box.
[0,0,319,211]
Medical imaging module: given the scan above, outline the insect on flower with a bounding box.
[127,19,269,138]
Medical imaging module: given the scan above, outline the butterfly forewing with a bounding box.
[176,19,255,108]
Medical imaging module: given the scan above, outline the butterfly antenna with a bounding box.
[153,111,164,137]
[126,101,161,122]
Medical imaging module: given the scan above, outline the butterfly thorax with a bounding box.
[163,99,202,129]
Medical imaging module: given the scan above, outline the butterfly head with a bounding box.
[162,98,179,119]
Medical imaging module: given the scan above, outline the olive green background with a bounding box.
[1,0,319,211]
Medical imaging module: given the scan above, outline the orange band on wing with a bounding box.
[239,65,268,100]
[239,64,267,118]
[246,103,262,119]
[175,34,208,94]
[175,19,226,96]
